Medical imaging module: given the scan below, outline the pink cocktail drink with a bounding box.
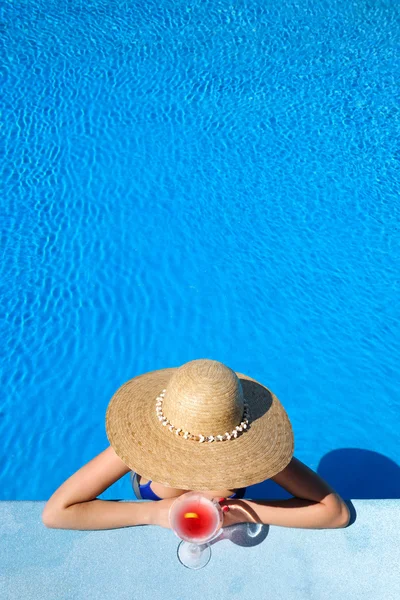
[170,493,223,544]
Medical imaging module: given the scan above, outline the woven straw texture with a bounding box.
[105,360,294,490]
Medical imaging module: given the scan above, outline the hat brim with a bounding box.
[106,367,294,490]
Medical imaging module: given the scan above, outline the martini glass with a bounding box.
[169,492,223,570]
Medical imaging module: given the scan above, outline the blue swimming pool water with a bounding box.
[1,0,399,501]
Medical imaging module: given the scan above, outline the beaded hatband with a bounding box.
[155,390,250,442]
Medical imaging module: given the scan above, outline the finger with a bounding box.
[215,497,230,512]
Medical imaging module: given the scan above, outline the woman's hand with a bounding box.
[219,499,259,527]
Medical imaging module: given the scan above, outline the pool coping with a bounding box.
[1,500,399,600]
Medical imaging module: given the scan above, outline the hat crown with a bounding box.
[162,359,244,436]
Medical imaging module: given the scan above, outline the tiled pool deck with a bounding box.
[1,500,399,600]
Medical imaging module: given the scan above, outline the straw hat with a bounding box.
[106,359,294,490]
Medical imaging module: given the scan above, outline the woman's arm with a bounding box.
[42,446,154,530]
[223,457,350,529]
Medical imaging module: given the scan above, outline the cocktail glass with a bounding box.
[169,492,223,570]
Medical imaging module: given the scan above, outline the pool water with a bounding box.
[1,0,399,501]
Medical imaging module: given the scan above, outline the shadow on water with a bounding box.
[247,448,400,502]
[317,448,400,500]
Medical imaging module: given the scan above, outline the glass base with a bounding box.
[177,541,211,570]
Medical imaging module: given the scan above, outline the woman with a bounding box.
[42,359,350,530]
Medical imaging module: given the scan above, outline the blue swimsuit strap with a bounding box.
[131,472,246,501]
[137,478,165,501]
